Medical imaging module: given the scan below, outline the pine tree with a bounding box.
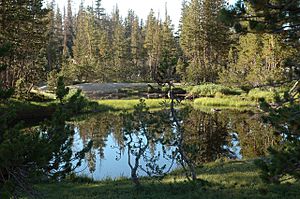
[131,16,146,80]
[0,0,49,97]
[54,6,64,69]
[111,6,126,81]
[227,1,300,183]
[71,4,96,82]
[144,10,162,81]
[124,10,135,80]
[63,0,74,58]
[219,33,295,88]
[46,1,64,71]
[94,0,105,19]
[92,3,110,82]
[180,0,230,83]
[158,5,178,82]
[46,0,56,71]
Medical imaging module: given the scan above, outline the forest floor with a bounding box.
[27,160,300,199]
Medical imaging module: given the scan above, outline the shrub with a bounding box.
[47,70,59,92]
[247,88,276,103]
[214,92,226,98]
[189,83,243,97]
[0,76,92,198]
[66,173,94,183]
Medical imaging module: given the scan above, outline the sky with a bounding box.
[47,0,236,30]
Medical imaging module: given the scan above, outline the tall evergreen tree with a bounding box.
[71,4,96,82]
[54,6,64,69]
[124,10,135,79]
[63,0,74,58]
[226,0,300,183]
[94,0,105,19]
[46,1,64,71]
[111,6,126,81]
[131,15,146,80]
[180,0,230,83]
[0,0,49,97]
[158,5,178,82]
[144,10,162,81]
[219,33,294,88]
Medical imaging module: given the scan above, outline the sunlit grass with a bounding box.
[96,99,172,111]
[193,97,256,108]
[31,89,56,100]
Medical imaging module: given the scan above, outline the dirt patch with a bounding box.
[70,83,151,99]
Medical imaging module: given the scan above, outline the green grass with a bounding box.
[193,97,256,108]
[189,83,243,97]
[247,88,277,103]
[95,99,173,111]
[27,160,300,199]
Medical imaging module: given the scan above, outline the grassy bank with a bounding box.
[29,160,299,199]
[95,97,257,112]
[0,99,57,124]
[1,97,256,123]
[95,99,173,111]
[193,97,256,108]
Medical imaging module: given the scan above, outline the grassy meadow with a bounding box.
[25,160,300,199]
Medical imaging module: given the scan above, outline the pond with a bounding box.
[72,104,279,180]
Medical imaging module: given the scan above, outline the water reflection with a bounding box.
[73,108,279,180]
[181,109,232,165]
[230,113,279,158]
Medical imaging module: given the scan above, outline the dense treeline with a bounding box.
[47,0,178,84]
[0,0,48,98]
[1,0,299,94]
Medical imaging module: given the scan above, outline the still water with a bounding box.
[72,107,278,180]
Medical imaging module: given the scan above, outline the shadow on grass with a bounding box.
[197,160,259,175]
[0,99,57,125]
[30,160,300,199]
[35,177,300,199]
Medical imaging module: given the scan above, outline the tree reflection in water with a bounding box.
[74,106,280,182]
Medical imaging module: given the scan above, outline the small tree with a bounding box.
[56,76,69,103]
[121,99,175,187]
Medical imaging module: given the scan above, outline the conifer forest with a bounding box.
[0,0,300,198]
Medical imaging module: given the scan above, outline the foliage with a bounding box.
[0,43,14,101]
[0,77,91,198]
[230,0,300,43]
[219,34,294,88]
[63,0,74,58]
[180,0,230,83]
[47,70,59,92]
[226,1,300,184]
[65,89,89,114]
[46,1,64,71]
[56,76,69,102]
[0,0,49,97]
[255,102,300,184]
[247,88,277,103]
